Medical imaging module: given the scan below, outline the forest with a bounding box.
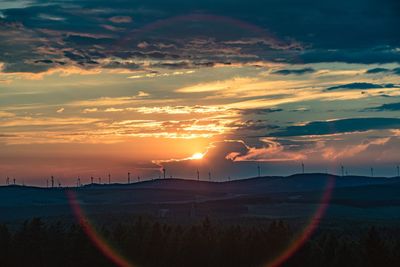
[0,217,399,267]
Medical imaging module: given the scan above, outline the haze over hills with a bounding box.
[1,173,400,224]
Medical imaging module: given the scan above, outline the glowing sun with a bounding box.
[191,152,204,160]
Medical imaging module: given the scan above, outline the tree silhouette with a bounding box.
[363,226,388,267]
[1,218,400,267]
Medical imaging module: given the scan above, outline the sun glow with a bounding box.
[191,152,204,160]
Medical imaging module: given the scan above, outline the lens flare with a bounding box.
[264,175,336,267]
[67,191,135,267]
[66,14,326,267]
[67,176,336,267]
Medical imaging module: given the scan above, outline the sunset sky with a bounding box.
[1,0,400,185]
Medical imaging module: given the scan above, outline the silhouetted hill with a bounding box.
[1,173,400,223]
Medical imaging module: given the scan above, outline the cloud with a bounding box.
[68,95,144,107]
[227,138,305,162]
[365,67,391,74]
[270,118,400,137]
[365,102,400,112]
[128,70,194,79]
[299,47,400,64]
[325,82,397,91]
[137,91,149,97]
[176,77,255,93]
[109,16,132,23]
[135,105,228,115]
[322,137,390,161]
[0,0,399,77]
[156,139,304,179]
[226,120,280,132]
[0,111,15,118]
[82,108,98,113]
[0,116,100,127]
[365,67,400,75]
[272,67,315,75]
[56,107,64,113]
[239,108,283,115]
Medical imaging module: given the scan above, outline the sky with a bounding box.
[1,0,400,185]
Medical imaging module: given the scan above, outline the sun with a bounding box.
[191,152,204,160]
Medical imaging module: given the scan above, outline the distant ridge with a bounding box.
[1,173,398,191]
[1,172,400,222]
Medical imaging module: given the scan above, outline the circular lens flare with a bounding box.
[67,13,327,267]
[67,176,336,267]
[67,191,135,267]
[264,175,336,267]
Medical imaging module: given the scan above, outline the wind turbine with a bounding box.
[257,164,261,177]
[301,162,305,174]
[197,169,200,181]
[128,172,131,184]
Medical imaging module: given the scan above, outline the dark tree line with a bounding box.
[1,218,400,267]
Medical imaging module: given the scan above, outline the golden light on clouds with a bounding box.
[2,61,400,181]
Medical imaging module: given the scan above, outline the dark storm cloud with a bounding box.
[299,47,400,64]
[366,67,400,75]
[270,118,400,137]
[1,0,400,73]
[272,68,315,75]
[226,120,280,132]
[365,102,400,112]
[325,82,397,91]
[366,68,391,74]
[239,108,283,115]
